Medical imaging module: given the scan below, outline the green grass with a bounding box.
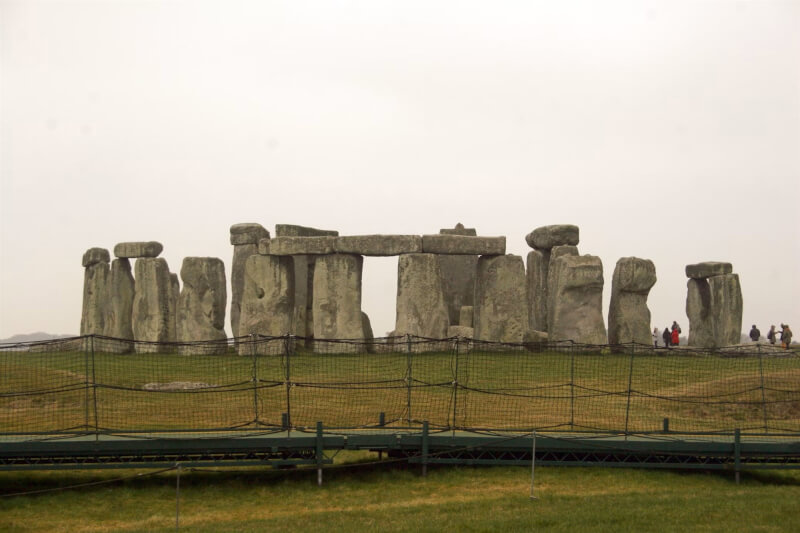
[0,456,799,532]
[2,347,799,434]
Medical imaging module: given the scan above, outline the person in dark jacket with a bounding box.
[767,325,777,344]
[749,325,761,343]
[662,327,671,348]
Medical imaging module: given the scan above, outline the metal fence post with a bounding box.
[251,333,259,425]
[623,342,635,438]
[406,334,413,425]
[284,334,292,433]
[569,343,575,430]
[316,421,324,486]
[758,345,768,433]
[734,428,741,484]
[422,420,429,477]
[90,335,99,440]
[451,337,459,433]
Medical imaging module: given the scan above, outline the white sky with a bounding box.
[1,0,798,339]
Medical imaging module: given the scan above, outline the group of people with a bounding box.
[652,322,682,348]
[750,324,793,349]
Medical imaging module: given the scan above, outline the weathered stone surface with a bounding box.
[550,245,579,262]
[422,235,505,255]
[395,254,450,339]
[82,247,110,267]
[132,258,172,352]
[239,255,295,340]
[103,258,135,350]
[275,225,337,342]
[708,273,743,347]
[448,325,474,338]
[275,224,338,237]
[525,225,579,250]
[474,255,528,343]
[608,257,657,346]
[686,278,714,348]
[335,235,422,256]
[439,254,478,325]
[439,223,477,236]
[524,330,549,343]
[80,261,110,336]
[361,311,375,353]
[459,306,474,327]
[114,241,163,259]
[268,236,336,255]
[230,243,258,341]
[526,249,550,333]
[230,223,270,246]
[313,254,364,352]
[168,273,180,343]
[547,255,606,344]
[257,239,270,255]
[685,262,733,279]
[177,257,227,353]
[686,273,743,348]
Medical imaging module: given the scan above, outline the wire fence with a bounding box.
[1,335,798,436]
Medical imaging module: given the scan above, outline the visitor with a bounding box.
[671,327,680,347]
[767,325,777,345]
[781,324,793,349]
[671,321,682,335]
[749,325,761,343]
[652,327,659,348]
[662,327,671,348]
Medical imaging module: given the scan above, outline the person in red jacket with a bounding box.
[671,326,680,346]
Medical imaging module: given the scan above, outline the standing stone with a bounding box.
[313,254,364,352]
[177,257,227,354]
[686,278,714,348]
[437,224,478,327]
[395,254,450,339]
[547,255,607,344]
[103,258,135,352]
[132,258,173,352]
[526,249,550,333]
[459,306,473,327]
[361,311,375,353]
[709,274,743,347]
[275,224,338,342]
[80,248,110,336]
[239,255,295,341]
[474,255,528,343]
[230,223,270,342]
[608,257,657,346]
[167,273,180,343]
[685,267,744,348]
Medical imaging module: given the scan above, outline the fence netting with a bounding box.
[1,335,798,435]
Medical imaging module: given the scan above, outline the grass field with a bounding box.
[1,453,799,532]
[2,343,800,434]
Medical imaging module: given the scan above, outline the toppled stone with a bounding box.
[177,257,227,353]
[313,254,364,352]
[395,254,450,340]
[103,258,135,350]
[275,224,338,237]
[335,235,422,256]
[422,235,505,255]
[132,258,173,352]
[82,247,110,267]
[114,241,163,258]
[80,259,110,336]
[230,223,270,246]
[448,325,474,338]
[547,255,606,344]
[524,330,549,343]
[685,262,733,279]
[439,223,477,236]
[239,255,295,340]
[608,257,657,346]
[459,306,474,327]
[267,236,336,255]
[525,225,579,250]
[474,255,528,343]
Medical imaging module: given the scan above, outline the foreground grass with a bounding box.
[1,454,799,532]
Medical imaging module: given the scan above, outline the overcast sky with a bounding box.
[1,0,798,340]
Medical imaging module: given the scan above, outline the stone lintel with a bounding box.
[275,224,339,237]
[230,223,270,245]
[439,223,477,236]
[525,224,579,250]
[422,235,505,255]
[114,241,163,258]
[267,236,336,255]
[685,262,733,279]
[335,235,422,256]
